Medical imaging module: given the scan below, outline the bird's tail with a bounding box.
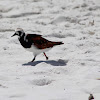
[53,41,64,45]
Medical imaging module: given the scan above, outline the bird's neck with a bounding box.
[18,33,32,48]
[18,32,25,40]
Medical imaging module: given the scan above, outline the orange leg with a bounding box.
[43,52,48,60]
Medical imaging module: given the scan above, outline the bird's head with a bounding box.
[11,28,25,37]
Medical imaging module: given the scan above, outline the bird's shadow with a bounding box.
[23,59,68,66]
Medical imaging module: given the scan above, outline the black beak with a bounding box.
[11,33,16,37]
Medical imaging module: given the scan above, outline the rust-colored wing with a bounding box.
[27,34,63,49]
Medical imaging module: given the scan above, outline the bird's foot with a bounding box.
[31,60,35,62]
[31,57,36,62]
[46,56,48,60]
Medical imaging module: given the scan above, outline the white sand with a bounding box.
[0,0,100,100]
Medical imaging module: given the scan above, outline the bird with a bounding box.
[11,28,64,62]
[88,94,94,100]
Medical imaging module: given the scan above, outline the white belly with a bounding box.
[25,45,51,55]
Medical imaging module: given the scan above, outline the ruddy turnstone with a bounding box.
[11,28,64,62]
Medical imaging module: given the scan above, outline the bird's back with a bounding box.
[26,34,64,49]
